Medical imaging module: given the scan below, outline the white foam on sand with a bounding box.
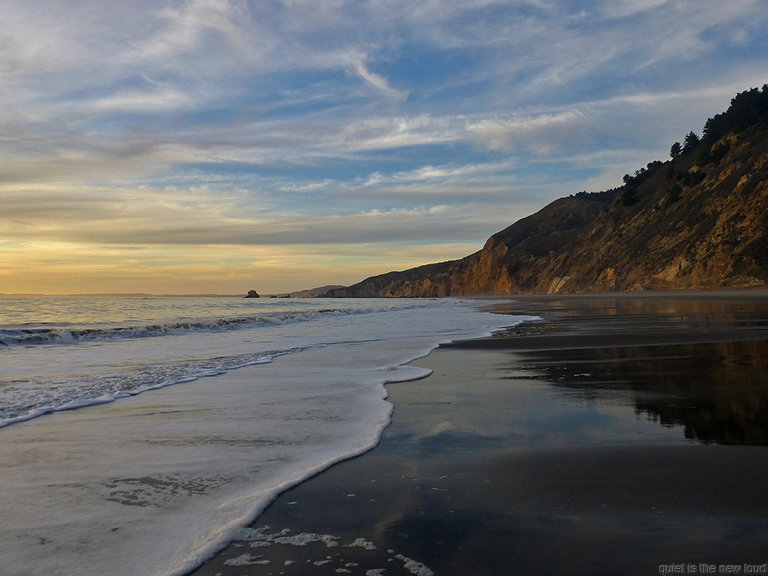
[395,554,436,576]
[234,525,434,576]
[349,537,377,550]
[223,553,270,566]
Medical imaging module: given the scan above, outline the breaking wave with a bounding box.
[0,307,370,347]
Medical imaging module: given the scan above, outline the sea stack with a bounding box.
[245,290,260,298]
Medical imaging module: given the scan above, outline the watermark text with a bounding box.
[659,564,768,575]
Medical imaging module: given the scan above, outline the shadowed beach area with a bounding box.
[190,291,768,576]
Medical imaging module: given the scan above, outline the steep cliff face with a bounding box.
[328,87,768,297]
[558,134,768,292]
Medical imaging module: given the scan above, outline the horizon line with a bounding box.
[0,292,249,298]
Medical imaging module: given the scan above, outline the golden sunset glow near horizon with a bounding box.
[2,1,768,295]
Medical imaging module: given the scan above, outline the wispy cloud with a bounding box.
[86,88,201,114]
[134,0,258,71]
[466,111,589,152]
[352,59,410,101]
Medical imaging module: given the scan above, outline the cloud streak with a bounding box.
[352,59,410,101]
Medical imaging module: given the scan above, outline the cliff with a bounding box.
[327,86,768,297]
[289,285,345,298]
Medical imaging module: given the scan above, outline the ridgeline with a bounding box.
[327,86,768,297]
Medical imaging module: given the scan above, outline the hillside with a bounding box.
[289,285,345,298]
[326,86,768,297]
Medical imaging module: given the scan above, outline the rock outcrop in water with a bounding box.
[326,86,768,297]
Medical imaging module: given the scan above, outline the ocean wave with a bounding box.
[0,347,300,429]
[0,307,369,348]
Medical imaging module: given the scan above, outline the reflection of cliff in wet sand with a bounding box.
[534,340,768,445]
[467,294,768,445]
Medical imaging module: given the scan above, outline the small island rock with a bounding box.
[245,290,260,298]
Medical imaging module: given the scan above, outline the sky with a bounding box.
[2,0,768,295]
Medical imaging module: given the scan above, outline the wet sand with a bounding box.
[190,291,768,576]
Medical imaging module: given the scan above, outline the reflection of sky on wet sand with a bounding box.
[383,348,689,460]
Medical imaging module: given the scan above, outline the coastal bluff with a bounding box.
[326,86,768,297]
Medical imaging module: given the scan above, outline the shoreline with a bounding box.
[189,292,768,575]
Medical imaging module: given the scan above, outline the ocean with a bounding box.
[0,296,525,576]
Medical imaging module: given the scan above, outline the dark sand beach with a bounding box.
[190,291,768,576]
